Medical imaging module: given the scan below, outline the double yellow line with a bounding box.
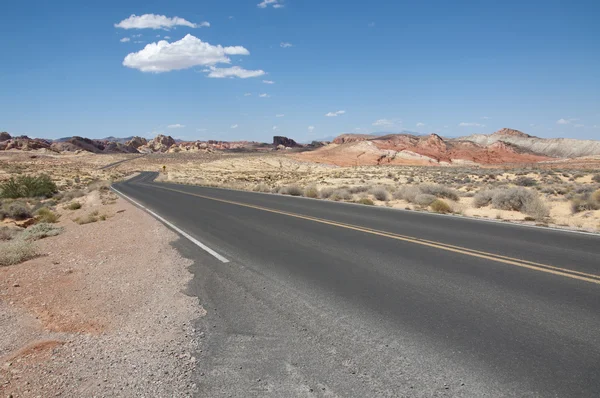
[141,182,600,286]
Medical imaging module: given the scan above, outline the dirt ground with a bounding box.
[0,191,203,397]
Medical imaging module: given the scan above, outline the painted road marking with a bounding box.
[141,182,600,286]
[111,186,230,263]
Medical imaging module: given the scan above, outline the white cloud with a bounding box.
[556,118,570,125]
[325,110,346,117]
[308,126,315,132]
[120,37,131,43]
[276,114,285,117]
[280,42,293,48]
[372,118,393,126]
[115,14,208,30]
[481,116,490,120]
[416,122,425,127]
[244,93,252,96]
[273,125,278,130]
[132,34,142,38]
[167,124,185,129]
[122,34,251,73]
[458,122,485,127]
[133,41,144,44]
[263,80,275,84]
[258,0,283,8]
[164,36,171,40]
[259,93,270,98]
[230,124,238,129]
[205,66,265,78]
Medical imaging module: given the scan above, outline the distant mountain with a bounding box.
[53,136,135,144]
[459,128,600,158]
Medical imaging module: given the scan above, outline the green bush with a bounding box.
[0,174,57,199]
[430,199,451,213]
[20,223,64,241]
[0,240,38,266]
[35,207,60,223]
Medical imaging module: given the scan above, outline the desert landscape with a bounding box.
[2,128,600,235]
[1,127,600,395]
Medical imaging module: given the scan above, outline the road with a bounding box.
[113,172,600,397]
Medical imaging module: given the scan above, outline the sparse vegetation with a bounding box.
[1,201,33,220]
[369,187,389,201]
[75,210,101,225]
[280,185,303,196]
[0,239,38,266]
[20,223,64,241]
[0,174,57,199]
[430,199,452,213]
[252,183,270,193]
[304,185,319,198]
[356,198,374,205]
[330,189,351,201]
[35,207,60,223]
[0,226,20,241]
[414,194,437,207]
[66,201,82,210]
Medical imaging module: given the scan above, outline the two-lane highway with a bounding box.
[113,172,600,397]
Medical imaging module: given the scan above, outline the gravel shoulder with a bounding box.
[0,191,204,396]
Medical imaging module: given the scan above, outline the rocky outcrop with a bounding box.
[273,136,300,148]
[296,131,552,166]
[459,128,600,158]
[125,136,148,149]
[0,132,11,142]
[0,136,53,151]
[332,134,375,144]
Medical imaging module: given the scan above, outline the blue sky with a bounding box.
[1,0,599,142]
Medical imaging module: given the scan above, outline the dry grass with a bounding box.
[35,207,60,223]
[0,239,38,266]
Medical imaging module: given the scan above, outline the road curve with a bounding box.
[113,172,600,397]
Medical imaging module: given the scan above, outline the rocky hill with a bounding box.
[297,132,551,166]
[459,128,600,158]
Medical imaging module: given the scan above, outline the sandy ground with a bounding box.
[0,191,204,397]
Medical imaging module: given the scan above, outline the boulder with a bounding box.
[273,136,300,147]
[0,132,11,142]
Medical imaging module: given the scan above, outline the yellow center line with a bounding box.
[140,182,600,286]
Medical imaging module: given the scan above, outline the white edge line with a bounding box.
[111,186,230,263]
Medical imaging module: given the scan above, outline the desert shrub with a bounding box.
[87,180,110,192]
[3,202,32,220]
[514,177,537,187]
[393,186,421,202]
[57,189,85,202]
[592,189,600,204]
[356,198,374,205]
[419,184,459,201]
[592,174,600,183]
[473,190,494,208]
[414,194,436,207]
[319,187,335,199]
[430,199,451,213]
[66,201,82,210]
[0,240,38,266]
[75,213,99,225]
[348,186,369,194]
[304,185,319,198]
[0,226,20,241]
[252,183,270,193]
[281,185,303,196]
[571,196,600,213]
[491,187,538,212]
[330,189,351,201]
[35,207,59,223]
[523,197,550,220]
[369,187,389,201]
[21,223,64,241]
[0,174,57,199]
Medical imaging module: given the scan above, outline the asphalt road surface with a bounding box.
[113,172,600,397]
